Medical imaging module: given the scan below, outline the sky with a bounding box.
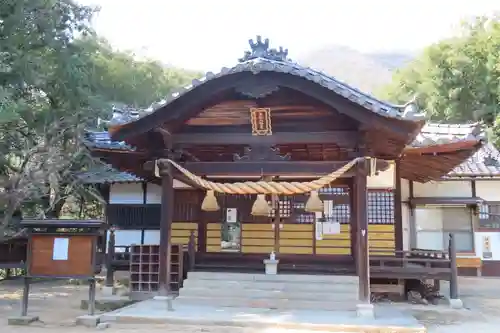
[78,0,500,71]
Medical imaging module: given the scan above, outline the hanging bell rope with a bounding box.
[201,190,220,211]
[161,157,364,195]
[305,190,324,213]
[251,194,272,216]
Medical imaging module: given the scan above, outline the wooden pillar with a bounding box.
[355,159,370,303]
[158,160,174,296]
[349,179,357,259]
[105,229,115,287]
[408,180,417,249]
[394,160,403,252]
[449,233,459,299]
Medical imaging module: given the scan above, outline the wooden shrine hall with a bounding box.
[83,36,483,309]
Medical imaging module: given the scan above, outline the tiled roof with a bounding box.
[76,165,142,184]
[412,123,499,178]
[82,122,498,182]
[83,131,135,151]
[450,142,500,177]
[411,123,483,147]
[103,37,424,128]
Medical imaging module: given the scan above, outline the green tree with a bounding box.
[380,16,500,127]
[0,1,201,233]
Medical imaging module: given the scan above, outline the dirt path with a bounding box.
[1,277,500,332]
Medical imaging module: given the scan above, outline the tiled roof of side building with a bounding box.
[75,164,142,184]
[413,122,500,178]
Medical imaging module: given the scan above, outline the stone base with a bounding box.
[101,286,115,296]
[7,315,39,326]
[80,296,135,312]
[76,314,100,327]
[263,259,279,275]
[356,303,375,319]
[154,295,174,311]
[449,298,464,309]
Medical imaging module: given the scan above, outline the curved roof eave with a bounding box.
[107,57,426,139]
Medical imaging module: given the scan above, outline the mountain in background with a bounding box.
[298,45,415,96]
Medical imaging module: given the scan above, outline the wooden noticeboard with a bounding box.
[28,234,95,277]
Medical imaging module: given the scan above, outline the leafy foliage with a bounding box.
[380,15,500,131]
[0,0,200,234]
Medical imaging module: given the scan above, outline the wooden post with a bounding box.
[188,230,196,271]
[394,160,403,253]
[449,233,459,299]
[105,229,115,288]
[20,276,30,317]
[158,160,174,296]
[355,158,370,303]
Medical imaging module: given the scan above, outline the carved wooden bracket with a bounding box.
[233,145,291,162]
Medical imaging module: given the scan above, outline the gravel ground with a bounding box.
[1,277,499,332]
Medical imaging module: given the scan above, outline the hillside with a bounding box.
[298,45,414,95]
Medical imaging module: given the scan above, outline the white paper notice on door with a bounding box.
[52,238,69,261]
[315,221,323,240]
[323,221,341,235]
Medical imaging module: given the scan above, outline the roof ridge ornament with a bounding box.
[239,35,290,62]
[398,94,426,120]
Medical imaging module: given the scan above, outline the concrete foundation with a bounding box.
[356,303,375,318]
[7,315,39,326]
[449,298,464,309]
[80,295,135,312]
[101,286,115,296]
[76,314,101,327]
[99,298,426,332]
[153,295,174,311]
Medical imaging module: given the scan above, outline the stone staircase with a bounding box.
[175,272,359,311]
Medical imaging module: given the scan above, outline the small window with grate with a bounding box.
[479,203,500,229]
[367,190,394,224]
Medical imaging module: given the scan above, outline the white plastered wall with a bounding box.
[107,181,192,249]
[475,180,500,261]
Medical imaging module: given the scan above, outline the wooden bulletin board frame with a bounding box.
[16,219,105,319]
[21,219,104,279]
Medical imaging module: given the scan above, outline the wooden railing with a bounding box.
[370,233,459,299]
[370,249,452,279]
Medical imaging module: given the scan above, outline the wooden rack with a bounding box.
[129,243,184,295]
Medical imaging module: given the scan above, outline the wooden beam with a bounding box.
[179,160,357,176]
[173,131,357,147]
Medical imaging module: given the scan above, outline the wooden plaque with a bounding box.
[28,234,95,277]
[250,108,272,136]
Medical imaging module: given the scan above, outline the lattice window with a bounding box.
[321,186,350,224]
[293,201,316,223]
[479,203,500,229]
[268,198,292,218]
[367,190,394,224]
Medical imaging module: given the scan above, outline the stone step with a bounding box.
[179,286,358,301]
[186,272,358,284]
[182,278,358,293]
[174,295,358,311]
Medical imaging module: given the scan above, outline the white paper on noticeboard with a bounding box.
[52,238,69,261]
